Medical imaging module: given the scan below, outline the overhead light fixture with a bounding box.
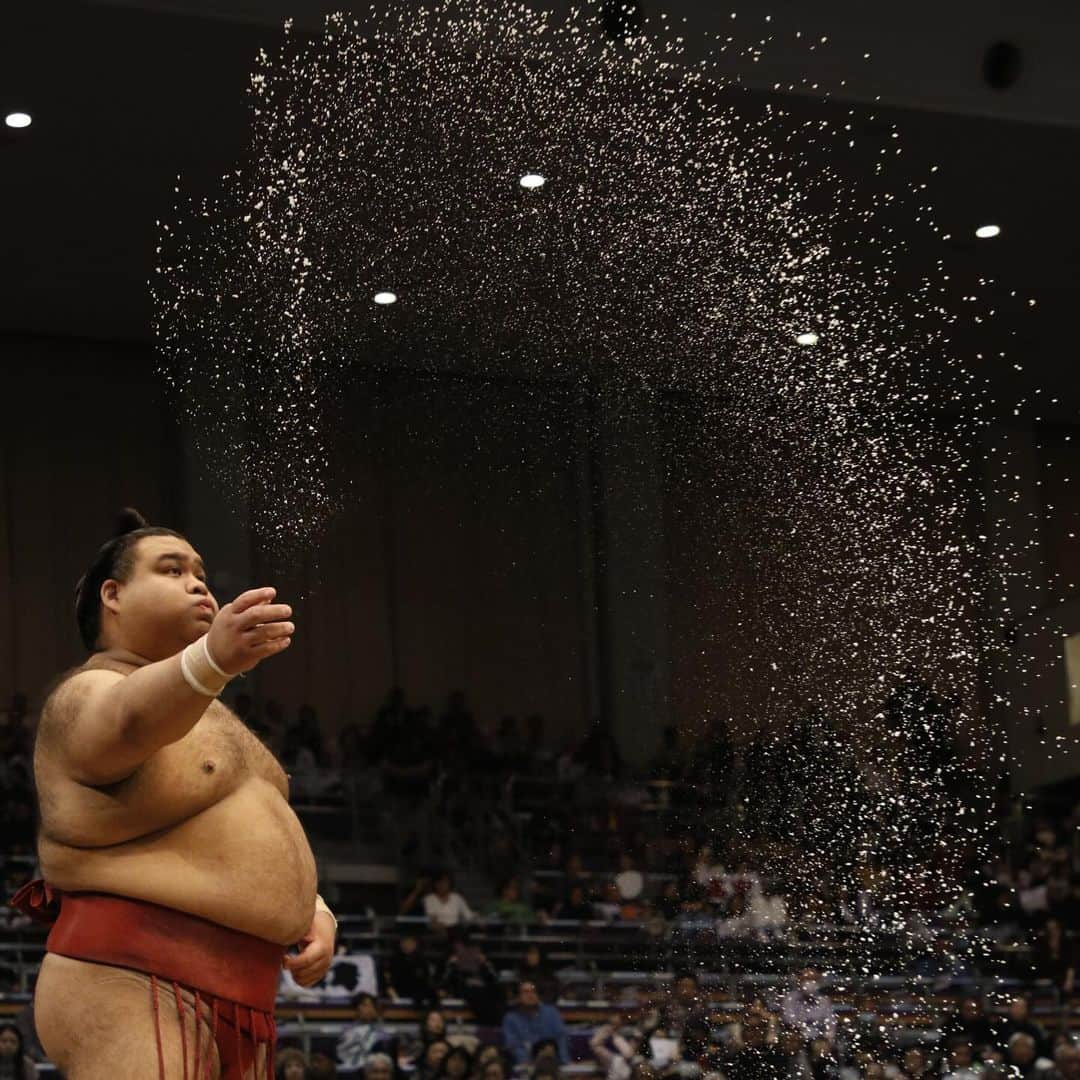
[519,173,546,190]
[975,224,1001,239]
[373,291,397,305]
[796,331,819,346]
[4,112,32,129]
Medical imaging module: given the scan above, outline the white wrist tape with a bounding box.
[315,893,338,931]
[201,635,230,679]
[180,638,231,698]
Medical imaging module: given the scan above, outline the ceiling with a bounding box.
[2,0,1079,416]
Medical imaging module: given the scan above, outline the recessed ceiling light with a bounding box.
[520,173,546,189]
[373,291,397,305]
[796,331,819,346]
[975,224,1001,239]
[4,112,32,130]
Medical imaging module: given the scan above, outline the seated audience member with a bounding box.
[0,1023,36,1080]
[1007,1032,1048,1078]
[615,853,645,901]
[363,1053,394,1080]
[590,1011,644,1080]
[399,874,433,917]
[941,998,997,1052]
[418,1040,452,1080]
[556,884,596,921]
[384,932,436,1005]
[502,980,570,1066]
[942,1039,979,1080]
[440,928,504,1025]
[475,1045,512,1080]
[780,969,837,1046]
[1048,1043,1080,1080]
[489,876,536,922]
[420,1008,448,1046]
[806,1038,841,1080]
[999,998,1050,1058]
[1033,917,1077,995]
[336,992,391,1071]
[722,1012,785,1079]
[436,1046,473,1080]
[900,1046,936,1079]
[308,1052,339,1080]
[424,872,476,929]
[519,942,560,1005]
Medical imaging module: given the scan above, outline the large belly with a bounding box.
[39,779,318,945]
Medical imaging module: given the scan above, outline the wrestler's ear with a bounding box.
[100,579,122,615]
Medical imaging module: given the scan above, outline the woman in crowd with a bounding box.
[0,1025,35,1080]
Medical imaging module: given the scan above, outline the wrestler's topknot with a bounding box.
[74,508,185,652]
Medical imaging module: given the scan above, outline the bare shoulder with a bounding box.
[39,669,125,745]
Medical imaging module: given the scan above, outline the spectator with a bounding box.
[420,1008,448,1046]
[309,1052,339,1080]
[336,993,391,1071]
[440,929,504,1025]
[384,932,436,1005]
[900,1046,936,1079]
[489,877,535,923]
[418,1041,452,1080]
[556,884,595,921]
[941,1039,979,1080]
[424,872,475,929]
[1048,1044,1080,1080]
[0,1024,35,1080]
[780,969,837,1046]
[940,998,997,1051]
[364,1054,394,1080]
[999,998,1050,1058]
[475,1045,511,1080]
[502,980,569,1066]
[1033,918,1076,995]
[722,1012,786,1079]
[519,943,560,1005]
[615,854,644,901]
[775,1027,814,1079]
[400,875,433,918]
[1007,1032,1047,1078]
[436,1046,473,1080]
[590,1011,643,1080]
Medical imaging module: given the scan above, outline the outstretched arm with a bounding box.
[54,587,293,785]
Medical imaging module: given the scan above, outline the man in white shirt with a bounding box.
[614,854,644,901]
[423,872,475,928]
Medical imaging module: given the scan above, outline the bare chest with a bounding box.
[38,703,288,848]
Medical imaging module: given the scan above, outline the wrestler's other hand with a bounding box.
[282,909,336,988]
[206,587,294,675]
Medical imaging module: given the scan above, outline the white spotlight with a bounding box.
[975,224,1001,239]
[796,331,819,346]
[5,112,32,129]
[373,291,397,305]
[519,173,546,189]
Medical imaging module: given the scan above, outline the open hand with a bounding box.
[206,587,294,675]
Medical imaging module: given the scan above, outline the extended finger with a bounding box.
[251,638,292,658]
[244,621,295,643]
[230,587,276,615]
[236,602,293,629]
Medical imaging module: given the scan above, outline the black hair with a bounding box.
[74,508,185,651]
[352,991,377,1009]
[0,1022,26,1058]
[437,1046,473,1077]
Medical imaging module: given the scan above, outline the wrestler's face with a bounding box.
[102,535,219,659]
